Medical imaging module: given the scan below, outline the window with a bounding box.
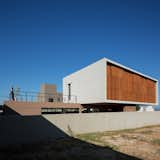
[41,107,79,114]
[48,98,54,102]
[57,97,61,102]
[41,108,62,114]
[63,108,79,113]
[68,83,71,101]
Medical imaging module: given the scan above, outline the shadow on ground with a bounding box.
[0,114,141,160]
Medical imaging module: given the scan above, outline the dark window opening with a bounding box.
[41,108,79,114]
[68,83,71,101]
[62,108,79,113]
[41,108,62,114]
[48,98,54,102]
[57,97,61,102]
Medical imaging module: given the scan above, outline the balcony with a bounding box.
[5,91,78,104]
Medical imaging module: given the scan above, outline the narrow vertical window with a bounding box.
[68,83,71,101]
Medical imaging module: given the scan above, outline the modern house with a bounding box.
[3,58,158,114]
[63,58,158,112]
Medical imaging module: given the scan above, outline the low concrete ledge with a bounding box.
[43,111,160,135]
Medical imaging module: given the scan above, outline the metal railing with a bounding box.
[0,96,9,105]
[6,91,77,103]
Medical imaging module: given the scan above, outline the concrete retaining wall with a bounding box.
[0,115,67,146]
[43,111,160,135]
[1,112,160,146]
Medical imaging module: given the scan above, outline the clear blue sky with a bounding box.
[0,0,159,107]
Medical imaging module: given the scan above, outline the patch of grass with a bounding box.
[120,134,131,139]
[77,125,159,141]
[139,125,160,129]
[76,126,160,151]
[76,133,99,142]
[76,128,138,142]
[103,142,119,150]
[76,132,120,151]
[151,139,160,145]
[139,130,153,134]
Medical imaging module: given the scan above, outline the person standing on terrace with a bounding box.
[10,87,15,101]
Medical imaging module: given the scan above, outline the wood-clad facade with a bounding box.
[107,62,156,103]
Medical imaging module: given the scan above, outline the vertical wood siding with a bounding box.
[107,63,156,103]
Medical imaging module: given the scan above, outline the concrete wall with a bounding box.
[1,112,160,145]
[43,112,160,135]
[63,58,106,104]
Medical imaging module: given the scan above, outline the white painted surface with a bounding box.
[63,58,106,104]
[43,112,160,135]
[138,105,154,112]
[145,106,154,111]
[105,99,157,106]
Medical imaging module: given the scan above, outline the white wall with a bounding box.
[63,58,106,104]
[43,112,160,135]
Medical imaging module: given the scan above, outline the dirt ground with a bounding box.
[0,125,160,160]
[77,125,160,160]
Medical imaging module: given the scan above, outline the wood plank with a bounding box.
[107,63,156,103]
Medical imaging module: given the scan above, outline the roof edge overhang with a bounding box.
[104,57,158,82]
[81,99,158,106]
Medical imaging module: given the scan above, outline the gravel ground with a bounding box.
[77,125,160,160]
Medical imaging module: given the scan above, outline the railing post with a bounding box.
[25,92,27,102]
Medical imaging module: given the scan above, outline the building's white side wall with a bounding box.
[63,58,106,104]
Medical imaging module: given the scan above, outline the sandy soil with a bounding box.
[77,125,160,160]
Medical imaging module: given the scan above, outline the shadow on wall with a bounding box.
[0,115,141,160]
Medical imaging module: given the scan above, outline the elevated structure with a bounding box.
[63,58,158,111]
[3,84,81,115]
